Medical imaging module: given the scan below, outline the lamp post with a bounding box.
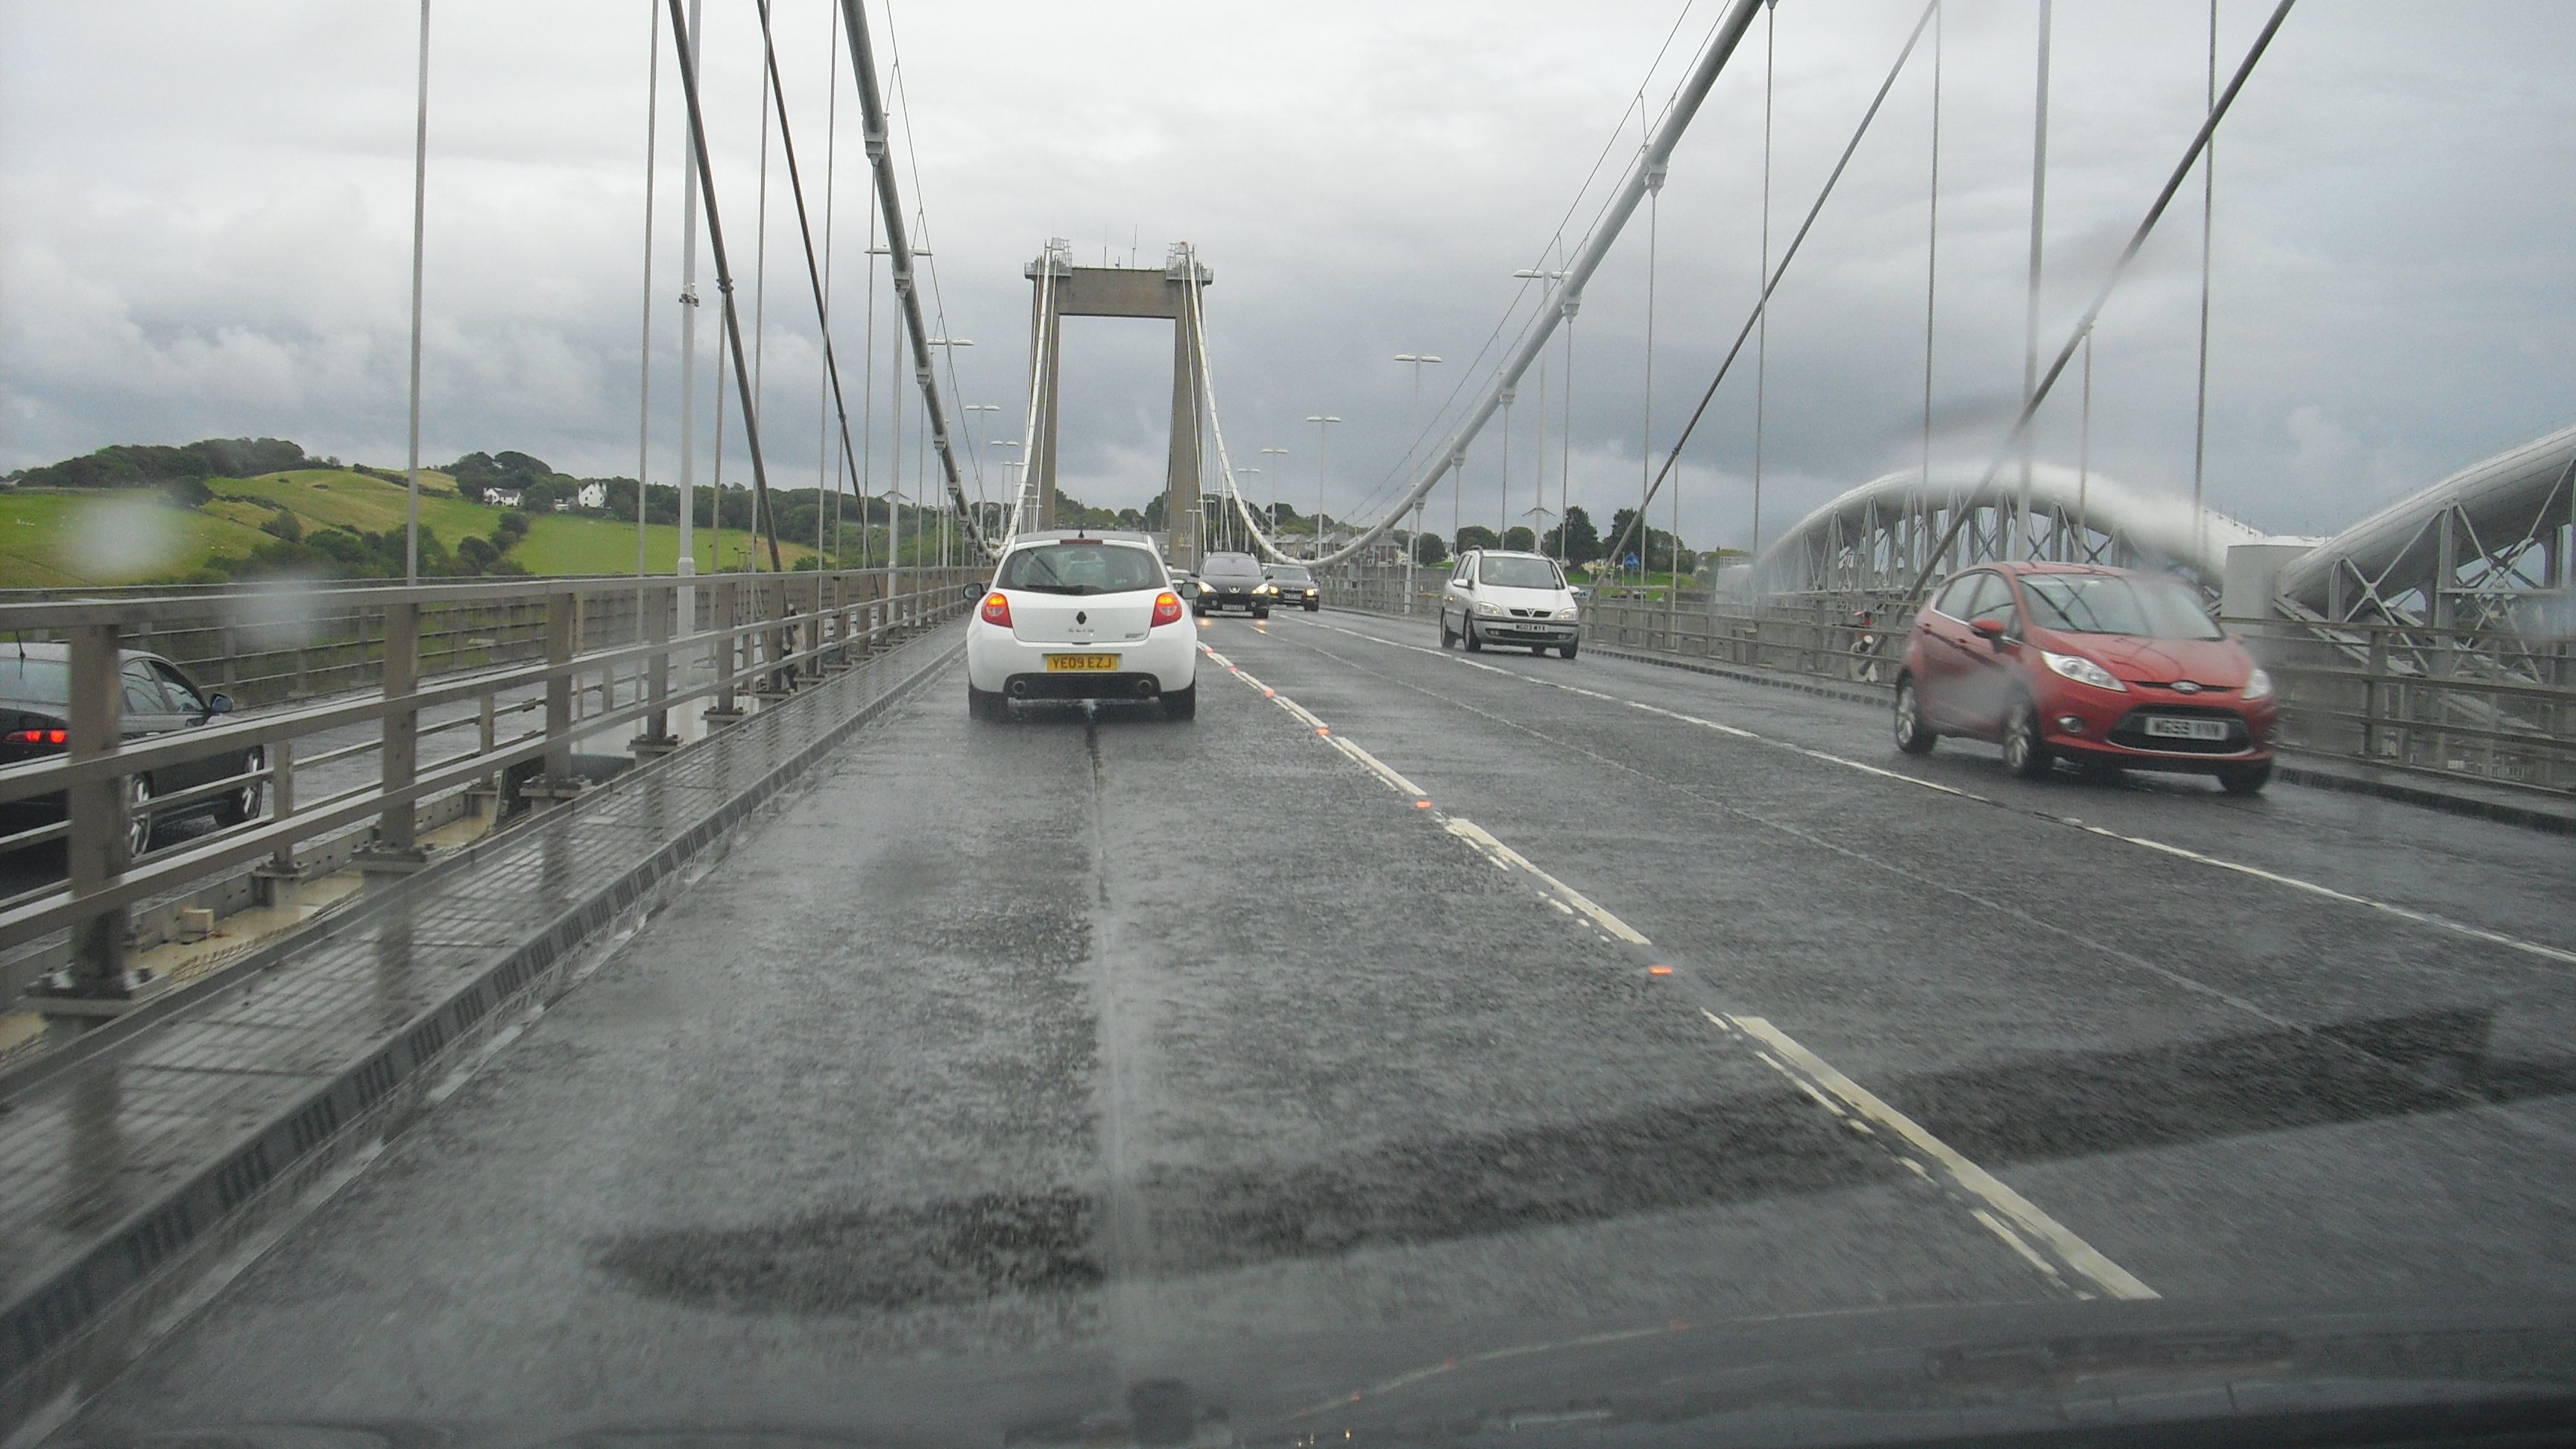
[1394,354,1443,613]
[913,339,971,593]
[1512,270,1566,565]
[1234,468,1258,553]
[1303,417,1339,563]
[1260,447,1288,540]
[988,438,1022,540]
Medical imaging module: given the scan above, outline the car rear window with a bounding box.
[0,657,69,707]
[2022,573,2223,640]
[1478,556,1563,590]
[996,543,1164,596]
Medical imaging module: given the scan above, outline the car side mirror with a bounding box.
[206,692,235,714]
[1970,618,2007,648]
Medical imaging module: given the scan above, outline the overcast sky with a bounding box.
[4,1,2572,553]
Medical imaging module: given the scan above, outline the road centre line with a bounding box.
[1287,616,2575,969]
[1202,641,2156,1303]
[1716,1010,2156,1301]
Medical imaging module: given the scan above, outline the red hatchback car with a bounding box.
[1892,562,2277,794]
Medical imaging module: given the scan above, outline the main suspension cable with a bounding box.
[1603,0,1939,574]
[835,0,991,557]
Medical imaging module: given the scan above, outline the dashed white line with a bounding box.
[1283,615,2575,970]
[1202,640,2153,1303]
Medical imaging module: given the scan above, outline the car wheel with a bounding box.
[2217,760,2272,797]
[1559,642,1579,660]
[1463,626,1483,653]
[1892,677,1936,755]
[1254,608,1271,619]
[212,748,264,825]
[1161,682,1198,722]
[2001,696,2052,780]
[125,774,155,860]
[1439,622,1457,648]
[967,684,1005,722]
[1304,602,1319,612]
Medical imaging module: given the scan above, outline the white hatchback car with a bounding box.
[966,531,1198,721]
[1439,549,1583,658]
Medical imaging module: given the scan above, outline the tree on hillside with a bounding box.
[1546,504,1601,564]
[1454,525,1499,553]
[12,437,318,492]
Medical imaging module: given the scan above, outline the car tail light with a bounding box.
[980,593,1012,627]
[1152,592,1183,627]
[16,729,64,745]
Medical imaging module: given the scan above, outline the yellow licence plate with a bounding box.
[1045,654,1120,672]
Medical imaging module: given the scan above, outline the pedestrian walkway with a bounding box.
[0,622,963,1426]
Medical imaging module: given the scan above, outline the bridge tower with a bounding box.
[1025,242,1213,566]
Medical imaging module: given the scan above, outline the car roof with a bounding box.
[1470,550,1558,564]
[1007,530,1155,547]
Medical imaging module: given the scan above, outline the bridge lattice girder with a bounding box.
[1750,464,2272,602]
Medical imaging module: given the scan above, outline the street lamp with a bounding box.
[1304,417,1339,563]
[1235,468,1259,552]
[1394,354,1444,613]
[1260,447,1289,537]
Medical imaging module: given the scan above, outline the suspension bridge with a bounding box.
[2,0,2572,1439]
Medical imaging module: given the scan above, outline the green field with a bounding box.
[0,469,814,587]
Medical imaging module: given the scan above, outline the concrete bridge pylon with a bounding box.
[1024,242,1213,567]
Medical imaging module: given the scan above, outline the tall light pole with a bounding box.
[959,402,1000,569]
[916,338,971,589]
[1394,354,1443,613]
[988,438,1021,537]
[1512,270,1565,566]
[676,0,706,623]
[1260,446,1288,539]
[1234,468,1258,552]
[403,0,432,584]
[1304,417,1339,563]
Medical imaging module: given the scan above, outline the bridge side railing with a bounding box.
[0,565,982,1004]
[1553,594,2576,796]
[2223,616,2576,793]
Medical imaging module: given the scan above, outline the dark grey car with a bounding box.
[1263,563,1321,611]
[1193,552,1270,617]
[0,643,262,857]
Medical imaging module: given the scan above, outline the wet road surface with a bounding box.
[57,611,2576,1442]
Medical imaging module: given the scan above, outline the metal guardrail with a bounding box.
[2225,616,2576,792]
[1387,583,2576,796]
[0,565,982,1004]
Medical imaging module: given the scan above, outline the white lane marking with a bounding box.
[1332,736,1429,799]
[1212,637,2159,1304]
[1729,1014,2158,1301]
[1282,615,2573,968]
[1442,818,1651,944]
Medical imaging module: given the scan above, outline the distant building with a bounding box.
[575,482,607,510]
[481,487,523,508]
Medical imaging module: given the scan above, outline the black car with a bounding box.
[1263,563,1321,611]
[0,644,263,858]
[1193,552,1269,617]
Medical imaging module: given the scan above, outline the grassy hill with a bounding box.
[0,468,815,588]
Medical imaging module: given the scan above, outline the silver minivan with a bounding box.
[1439,549,1582,657]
